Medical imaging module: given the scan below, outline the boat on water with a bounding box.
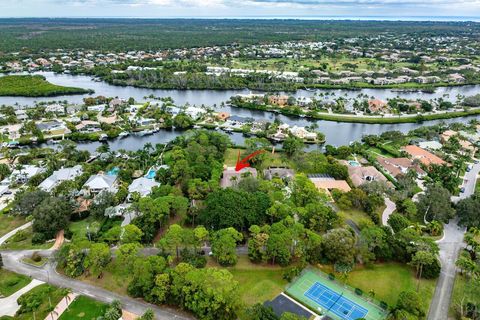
[119,132,129,138]
[137,129,154,136]
[99,134,108,141]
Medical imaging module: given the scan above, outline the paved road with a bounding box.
[427,161,479,320]
[427,220,466,320]
[1,250,193,320]
[382,197,396,226]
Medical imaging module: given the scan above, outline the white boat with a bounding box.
[99,134,108,141]
[119,132,129,138]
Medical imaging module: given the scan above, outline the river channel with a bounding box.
[2,72,480,153]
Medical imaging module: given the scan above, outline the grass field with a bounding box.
[286,268,387,320]
[58,295,108,320]
[314,262,436,316]
[77,259,132,296]
[0,226,52,250]
[0,214,26,238]
[12,284,67,320]
[0,269,32,298]
[0,75,91,97]
[209,256,288,307]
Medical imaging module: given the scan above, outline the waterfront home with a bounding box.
[185,107,207,120]
[220,166,258,188]
[45,104,65,114]
[87,104,106,112]
[308,174,351,195]
[14,110,28,121]
[377,157,426,178]
[368,99,388,113]
[128,177,160,199]
[448,73,466,83]
[263,167,295,180]
[268,95,289,107]
[109,98,126,110]
[75,120,101,133]
[402,145,446,167]
[36,120,71,137]
[345,165,388,187]
[289,126,318,141]
[82,173,118,196]
[39,165,83,193]
[7,165,46,184]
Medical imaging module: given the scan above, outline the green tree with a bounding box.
[283,135,304,157]
[409,250,436,291]
[84,242,111,277]
[416,184,455,222]
[457,194,480,228]
[211,227,243,266]
[121,224,143,244]
[32,197,71,240]
[322,228,356,265]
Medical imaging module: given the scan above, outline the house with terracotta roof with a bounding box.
[440,130,476,156]
[401,145,446,167]
[347,165,388,187]
[377,157,426,178]
[368,99,388,113]
[308,174,351,195]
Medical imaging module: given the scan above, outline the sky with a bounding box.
[1,0,480,19]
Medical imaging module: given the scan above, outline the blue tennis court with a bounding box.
[304,282,368,320]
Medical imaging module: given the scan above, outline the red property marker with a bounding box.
[235,150,266,171]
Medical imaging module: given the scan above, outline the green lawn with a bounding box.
[77,259,132,296]
[12,284,67,320]
[209,256,288,306]
[69,216,100,246]
[58,295,108,320]
[0,75,91,97]
[0,269,32,298]
[0,213,26,238]
[340,263,436,312]
[0,226,52,250]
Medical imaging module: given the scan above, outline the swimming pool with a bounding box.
[107,167,120,176]
[348,160,360,167]
[146,169,156,179]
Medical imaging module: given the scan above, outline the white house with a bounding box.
[39,165,83,193]
[83,173,118,196]
[128,177,160,199]
[9,165,46,184]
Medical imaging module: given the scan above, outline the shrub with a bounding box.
[32,233,46,245]
[9,230,27,243]
[31,252,42,262]
[328,273,335,280]
[355,288,363,296]
[380,301,388,310]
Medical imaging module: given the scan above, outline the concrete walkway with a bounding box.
[381,198,396,226]
[0,221,32,246]
[0,279,44,317]
[44,293,78,320]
